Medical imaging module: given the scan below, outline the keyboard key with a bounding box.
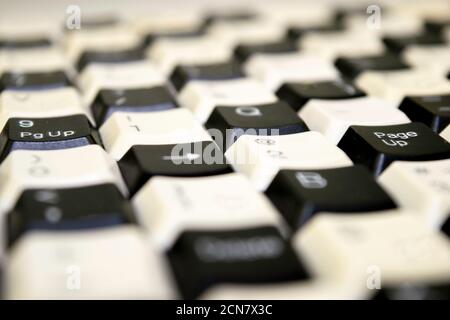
[299,97,410,144]
[7,184,135,246]
[0,145,126,215]
[383,33,445,53]
[119,141,232,195]
[205,102,308,148]
[244,53,339,90]
[203,11,257,27]
[76,46,145,71]
[335,54,410,79]
[170,60,243,91]
[100,109,212,160]
[6,226,175,299]
[276,79,365,111]
[0,38,51,49]
[178,78,277,123]
[225,132,352,190]
[356,70,450,104]
[168,227,310,299]
[295,211,450,296]
[266,166,396,230]
[0,71,70,91]
[0,87,90,130]
[442,124,450,142]
[287,19,344,40]
[373,283,450,300]
[399,95,450,132]
[379,159,450,227]
[234,40,297,63]
[132,173,283,250]
[0,115,100,161]
[91,86,178,125]
[403,45,450,76]
[337,123,450,175]
[425,18,450,34]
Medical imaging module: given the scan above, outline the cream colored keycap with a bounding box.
[299,31,385,60]
[78,61,165,106]
[0,17,60,43]
[146,36,232,76]
[0,145,127,215]
[403,45,450,76]
[225,132,353,191]
[178,78,277,123]
[356,70,450,105]
[295,210,450,290]
[6,226,176,299]
[132,173,284,250]
[441,124,450,142]
[244,53,339,91]
[299,97,411,144]
[99,108,212,160]
[0,87,92,130]
[379,159,450,227]
[133,11,203,36]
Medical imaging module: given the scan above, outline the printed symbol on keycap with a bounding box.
[422,96,442,102]
[414,167,429,175]
[66,265,81,291]
[295,172,328,189]
[337,225,365,241]
[255,138,276,145]
[45,207,63,223]
[28,166,50,177]
[115,96,127,106]
[214,194,248,211]
[266,150,286,159]
[235,106,262,117]
[366,265,381,290]
[34,190,59,204]
[13,92,29,101]
[430,180,450,193]
[11,73,26,86]
[439,106,450,113]
[162,153,200,161]
[394,236,436,262]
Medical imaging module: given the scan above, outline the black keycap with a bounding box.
[0,115,101,162]
[234,40,297,63]
[119,141,232,195]
[337,122,450,175]
[76,46,145,71]
[0,71,70,92]
[144,29,204,46]
[7,183,135,246]
[265,166,396,230]
[399,95,450,133]
[91,86,179,125]
[373,283,450,300]
[335,54,410,79]
[425,19,450,34]
[170,61,243,91]
[383,33,445,53]
[276,79,365,111]
[287,17,345,40]
[202,11,257,28]
[168,226,311,299]
[442,216,450,239]
[205,102,308,148]
[0,38,51,49]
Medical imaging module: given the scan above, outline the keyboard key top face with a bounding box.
[442,124,450,143]
[335,54,410,79]
[205,102,308,148]
[100,109,212,160]
[383,33,445,53]
[119,141,232,195]
[378,159,450,227]
[295,211,450,290]
[76,46,145,71]
[299,97,410,144]
[91,86,178,125]
[276,79,365,111]
[178,78,278,123]
[266,166,396,230]
[170,61,244,91]
[338,123,450,175]
[225,132,353,190]
[0,38,51,49]
[168,227,310,299]
[0,145,127,214]
[403,45,450,75]
[399,95,450,132]
[373,283,450,300]
[0,71,70,91]
[6,227,176,299]
[8,184,135,246]
[234,40,297,63]
[132,173,283,250]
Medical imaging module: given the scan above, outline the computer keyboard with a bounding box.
[0,0,449,300]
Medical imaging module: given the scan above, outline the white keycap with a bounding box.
[178,78,277,123]
[65,26,141,64]
[0,18,60,44]
[146,36,232,76]
[6,226,176,299]
[225,132,353,191]
[244,53,339,91]
[132,172,284,250]
[356,70,450,105]
[403,45,450,76]
[441,124,450,142]
[0,87,92,130]
[207,19,285,46]
[0,145,127,215]
[390,0,450,21]
[133,11,203,36]
[78,61,165,107]
[379,159,450,227]
[294,210,450,294]
[99,108,212,160]
[299,97,411,144]
[299,31,385,60]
